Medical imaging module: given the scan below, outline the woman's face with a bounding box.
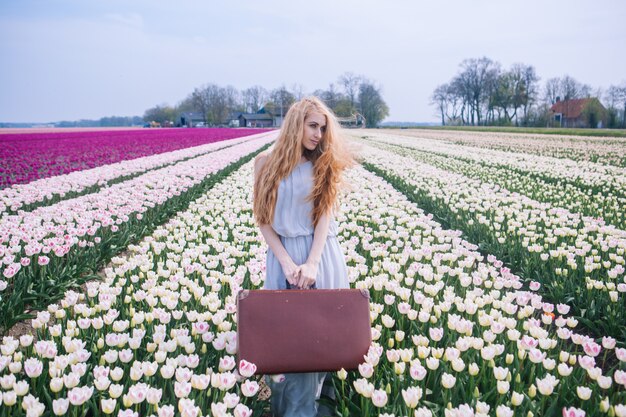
[301,111,326,152]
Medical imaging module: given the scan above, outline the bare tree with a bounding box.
[191,85,214,124]
[431,84,449,126]
[620,83,626,128]
[290,83,306,101]
[607,82,626,128]
[520,64,540,125]
[177,94,196,114]
[490,71,513,123]
[444,84,462,124]
[191,84,242,125]
[561,75,591,100]
[455,57,500,125]
[544,77,561,105]
[216,85,240,123]
[269,86,296,119]
[320,83,343,111]
[493,63,534,125]
[484,65,503,124]
[242,86,268,113]
[338,72,362,111]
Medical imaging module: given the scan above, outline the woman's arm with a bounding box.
[258,224,301,285]
[297,211,331,289]
[254,153,301,286]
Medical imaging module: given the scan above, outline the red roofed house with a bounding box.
[550,97,608,128]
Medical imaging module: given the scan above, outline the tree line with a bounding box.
[53,116,144,128]
[431,57,626,128]
[144,72,389,128]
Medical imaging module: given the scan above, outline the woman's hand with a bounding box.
[281,259,301,287]
[296,262,318,289]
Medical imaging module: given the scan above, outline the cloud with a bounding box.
[104,12,144,29]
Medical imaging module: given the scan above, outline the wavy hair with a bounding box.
[254,96,355,228]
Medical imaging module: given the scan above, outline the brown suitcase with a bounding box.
[236,288,371,374]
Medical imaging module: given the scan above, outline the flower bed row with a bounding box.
[0,136,275,333]
[357,141,626,341]
[361,132,626,198]
[376,128,626,167]
[360,137,626,230]
[0,132,274,215]
[0,161,624,417]
[0,158,272,417]
[337,166,626,417]
[0,128,269,188]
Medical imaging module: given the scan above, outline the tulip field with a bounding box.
[0,128,267,188]
[1,128,626,417]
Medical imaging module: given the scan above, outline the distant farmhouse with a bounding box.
[179,112,205,127]
[336,112,366,128]
[221,105,283,128]
[549,97,608,128]
[181,106,367,129]
[232,108,366,129]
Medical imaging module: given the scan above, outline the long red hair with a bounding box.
[254,96,354,228]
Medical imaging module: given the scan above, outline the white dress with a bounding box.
[263,159,349,417]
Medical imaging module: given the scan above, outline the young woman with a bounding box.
[253,96,354,417]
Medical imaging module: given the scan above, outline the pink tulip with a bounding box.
[219,356,236,372]
[615,370,626,386]
[238,360,257,377]
[602,336,616,349]
[219,372,237,390]
[24,358,43,378]
[358,362,374,378]
[528,348,546,364]
[223,392,240,408]
[583,341,601,357]
[371,389,388,407]
[410,363,427,381]
[174,381,192,398]
[556,303,570,315]
[562,407,586,417]
[578,355,596,370]
[158,405,175,417]
[52,398,69,415]
[234,404,253,417]
[241,380,259,397]
[128,383,148,404]
[192,321,209,334]
[520,335,539,350]
[67,386,93,406]
[429,327,444,342]
[401,386,423,408]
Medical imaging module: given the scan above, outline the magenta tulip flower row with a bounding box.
[0,128,269,188]
[0,133,276,284]
[0,131,275,215]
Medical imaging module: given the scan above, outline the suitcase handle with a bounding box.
[237,288,370,300]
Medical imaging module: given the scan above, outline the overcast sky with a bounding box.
[1,0,625,123]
